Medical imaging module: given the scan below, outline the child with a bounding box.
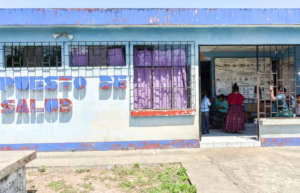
[201,91,211,134]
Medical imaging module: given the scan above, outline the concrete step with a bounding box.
[200,141,261,148]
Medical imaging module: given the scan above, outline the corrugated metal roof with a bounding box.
[1,8,300,26]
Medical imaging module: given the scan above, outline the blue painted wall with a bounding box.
[0,26,300,149]
[1,9,300,26]
[3,27,300,44]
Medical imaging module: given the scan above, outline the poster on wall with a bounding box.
[215,58,272,103]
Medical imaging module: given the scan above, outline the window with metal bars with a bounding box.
[133,44,191,110]
[70,45,126,66]
[256,45,299,118]
[5,46,62,67]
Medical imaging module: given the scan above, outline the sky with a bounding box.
[0,0,300,8]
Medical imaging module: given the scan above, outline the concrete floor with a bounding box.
[201,123,261,147]
[28,147,300,193]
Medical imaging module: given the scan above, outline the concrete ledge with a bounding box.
[0,151,36,180]
[258,118,300,146]
[259,118,300,126]
[0,167,26,193]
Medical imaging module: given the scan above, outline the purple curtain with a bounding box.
[71,48,88,66]
[153,48,172,66]
[134,48,152,66]
[72,47,125,66]
[173,67,188,109]
[153,68,172,109]
[173,48,186,66]
[134,68,152,109]
[88,46,107,66]
[108,48,125,66]
[133,47,188,110]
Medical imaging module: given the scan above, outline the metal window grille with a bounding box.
[69,42,126,67]
[0,41,129,77]
[4,43,62,68]
[257,45,299,119]
[129,41,196,111]
[0,41,196,113]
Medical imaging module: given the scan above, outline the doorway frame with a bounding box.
[198,44,266,141]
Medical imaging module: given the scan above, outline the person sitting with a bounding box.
[270,85,294,117]
[212,94,228,129]
[284,88,296,114]
[224,83,245,133]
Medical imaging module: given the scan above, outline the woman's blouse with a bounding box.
[227,93,244,106]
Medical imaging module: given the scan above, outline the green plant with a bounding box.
[120,181,134,188]
[166,165,174,175]
[133,163,140,169]
[147,187,161,193]
[75,168,86,174]
[111,165,118,172]
[80,182,95,191]
[129,168,136,175]
[60,185,77,193]
[113,167,129,177]
[38,165,46,173]
[48,180,65,191]
[186,185,197,193]
[177,166,189,182]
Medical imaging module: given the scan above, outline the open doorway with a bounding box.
[200,61,212,98]
[198,46,261,146]
[199,45,299,146]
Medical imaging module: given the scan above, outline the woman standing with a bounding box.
[224,83,245,133]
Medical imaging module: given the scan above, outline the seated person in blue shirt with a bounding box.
[284,88,296,113]
[270,85,295,117]
[212,94,229,129]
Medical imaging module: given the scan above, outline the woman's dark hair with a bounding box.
[219,94,225,99]
[232,83,239,92]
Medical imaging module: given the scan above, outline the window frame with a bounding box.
[4,45,62,68]
[69,44,126,67]
[132,44,193,113]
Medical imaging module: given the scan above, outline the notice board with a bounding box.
[215,58,271,103]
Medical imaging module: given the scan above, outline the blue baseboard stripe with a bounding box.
[0,139,200,152]
[261,137,300,147]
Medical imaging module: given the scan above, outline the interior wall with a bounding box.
[200,50,274,97]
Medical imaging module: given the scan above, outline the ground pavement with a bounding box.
[27,147,300,193]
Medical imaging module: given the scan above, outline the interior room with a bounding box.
[199,45,299,146]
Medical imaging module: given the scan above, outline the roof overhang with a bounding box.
[1,9,300,26]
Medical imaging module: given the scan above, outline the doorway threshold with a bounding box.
[200,123,261,148]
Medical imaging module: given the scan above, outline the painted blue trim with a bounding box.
[262,137,300,146]
[0,139,200,152]
[1,9,300,26]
